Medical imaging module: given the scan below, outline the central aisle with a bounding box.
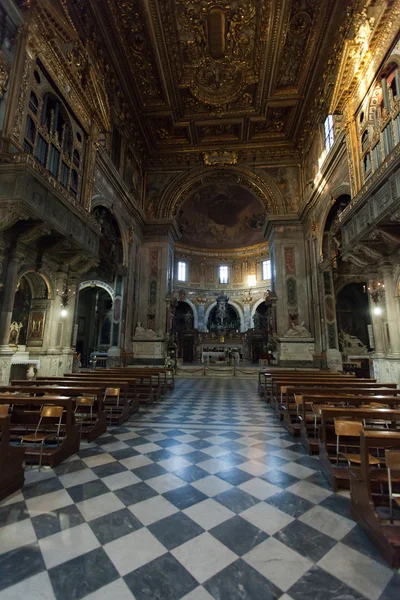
[0,379,398,600]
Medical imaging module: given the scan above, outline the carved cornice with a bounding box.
[175,241,269,259]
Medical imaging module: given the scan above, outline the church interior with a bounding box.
[1,0,400,598]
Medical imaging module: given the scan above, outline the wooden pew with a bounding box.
[64,372,156,406]
[350,430,400,568]
[3,384,107,441]
[318,406,400,491]
[299,393,400,454]
[34,377,138,418]
[0,396,80,467]
[108,367,174,392]
[281,384,398,436]
[0,414,25,501]
[260,369,323,402]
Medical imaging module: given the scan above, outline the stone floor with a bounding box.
[0,378,399,600]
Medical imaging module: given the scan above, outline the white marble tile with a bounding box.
[183,498,235,530]
[144,433,167,442]
[286,481,332,504]
[0,490,25,507]
[237,478,281,500]
[235,447,267,461]
[201,446,230,458]
[277,462,316,479]
[146,472,186,494]
[59,468,98,489]
[158,456,192,471]
[181,587,215,600]
[267,438,295,448]
[80,579,133,600]
[0,518,37,555]
[129,495,178,526]
[236,437,263,446]
[318,542,394,600]
[241,501,294,535]
[0,571,56,600]
[196,458,231,475]
[299,505,356,541]
[236,461,270,476]
[169,444,197,456]
[134,442,162,454]
[204,436,229,445]
[77,492,125,522]
[172,434,199,443]
[82,453,116,468]
[39,523,100,569]
[104,528,166,576]
[99,441,129,453]
[114,432,140,441]
[271,449,305,461]
[191,475,233,497]
[102,470,141,491]
[24,468,56,485]
[244,537,312,592]
[119,455,153,470]
[172,532,237,584]
[26,489,73,518]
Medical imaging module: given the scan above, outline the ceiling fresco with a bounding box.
[177,183,265,249]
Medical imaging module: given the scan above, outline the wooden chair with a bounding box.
[0,405,9,415]
[21,405,64,470]
[335,419,380,467]
[74,396,95,431]
[104,387,120,424]
[385,449,400,523]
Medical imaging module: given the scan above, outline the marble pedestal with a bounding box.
[277,337,315,367]
[133,338,166,365]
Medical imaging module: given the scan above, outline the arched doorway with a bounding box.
[75,286,113,366]
[175,301,195,363]
[336,283,371,357]
[9,272,49,349]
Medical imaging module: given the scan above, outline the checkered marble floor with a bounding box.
[0,378,399,600]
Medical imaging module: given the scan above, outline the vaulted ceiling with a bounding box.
[69,0,354,162]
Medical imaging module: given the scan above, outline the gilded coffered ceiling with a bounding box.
[67,0,356,161]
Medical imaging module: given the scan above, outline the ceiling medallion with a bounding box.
[177,1,257,105]
[203,150,238,165]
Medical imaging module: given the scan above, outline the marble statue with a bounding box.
[284,321,311,338]
[134,321,157,338]
[184,311,193,330]
[339,330,368,355]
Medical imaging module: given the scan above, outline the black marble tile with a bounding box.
[78,446,105,459]
[214,487,260,514]
[109,426,130,434]
[295,456,321,470]
[266,491,314,518]
[148,512,204,550]
[22,476,63,500]
[31,504,85,539]
[319,494,352,519]
[115,482,158,506]
[133,463,168,480]
[135,428,157,435]
[173,465,209,483]
[109,448,140,460]
[124,551,197,600]
[91,461,128,478]
[220,432,244,440]
[189,440,213,450]
[0,543,46,592]
[252,432,277,441]
[190,431,215,439]
[184,450,213,464]
[163,484,208,509]
[156,438,183,449]
[95,435,120,447]
[210,515,268,556]
[216,468,253,486]
[204,558,282,600]
[274,519,337,562]
[303,471,332,490]
[0,500,28,527]
[49,547,119,600]
[220,441,246,451]
[67,479,109,503]
[124,437,150,447]
[145,449,174,462]
[89,508,143,545]
[379,573,400,600]
[260,469,300,489]
[341,525,389,566]
[53,459,87,476]
[161,429,186,436]
[288,565,368,600]
[219,452,247,467]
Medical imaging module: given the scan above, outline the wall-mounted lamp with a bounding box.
[60,308,68,318]
[248,275,256,288]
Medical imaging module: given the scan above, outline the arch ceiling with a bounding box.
[67,0,351,162]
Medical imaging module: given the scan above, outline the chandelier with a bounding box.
[363,281,385,305]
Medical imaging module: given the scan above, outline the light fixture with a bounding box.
[373,306,382,316]
[363,281,385,305]
[60,308,68,318]
[56,268,75,309]
[248,275,256,287]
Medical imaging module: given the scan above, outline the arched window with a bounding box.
[177,261,187,282]
[361,130,369,152]
[70,169,78,197]
[324,115,334,153]
[73,149,80,168]
[29,92,38,115]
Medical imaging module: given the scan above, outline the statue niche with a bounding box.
[207,293,239,332]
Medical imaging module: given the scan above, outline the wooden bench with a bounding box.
[0,396,80,467]
[350,430,400,567]
[318,406,400,491]
[63,372,154,407]
[0,414,25,500]
[3,384,108,440]
[299,393,400,454]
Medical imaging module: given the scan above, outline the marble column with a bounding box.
[197,302,206,332]
[0,243,23,383]
[243,303,252,330]
[381,267,400,357]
